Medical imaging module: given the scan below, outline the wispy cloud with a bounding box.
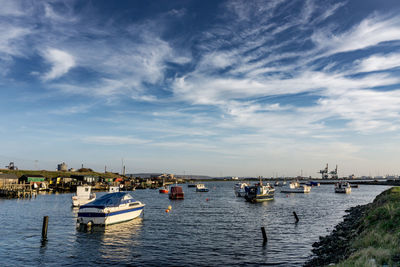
[41,48,76,81]
[354,53,400,73]
[81,136,150,145]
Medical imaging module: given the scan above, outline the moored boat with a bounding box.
[281,181,311,193]
[72,186,96,207]
[234,182,249,197]
[159,186,169,194]
[244,181,275,203]
[169,186,184,199]
[196,183,209,192]
[77,192,145,226]
[335,182,351,193]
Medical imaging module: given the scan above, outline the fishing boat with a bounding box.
[195,183,209,192]
[244,180,275,203]
[77,192,145,226]
[169,185,184,199]
[335,182,351,193]
[281,181,311,193]
[159,186,169,194]
[234,182,249,197]
[71,186,96,207]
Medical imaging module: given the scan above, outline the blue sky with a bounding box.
[1,0,400,177]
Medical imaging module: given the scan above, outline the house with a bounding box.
[19,174,45,183]
[70,175,99,183]
[0,173,19,186]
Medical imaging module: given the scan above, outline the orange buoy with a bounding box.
[165,209,170,213]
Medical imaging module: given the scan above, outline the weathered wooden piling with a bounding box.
[293,211,299,223]
[261,227,267,242]
[41,216,49,241]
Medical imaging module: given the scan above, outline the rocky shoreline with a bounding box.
[304,203,371,266]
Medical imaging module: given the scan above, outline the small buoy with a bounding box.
[286,194,289,197]
[165,209,170,213]
[168,205,172,210]
[206,198,209,201]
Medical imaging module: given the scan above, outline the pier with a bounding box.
[0,184,36,198]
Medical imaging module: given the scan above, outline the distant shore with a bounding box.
[304,187,400,266]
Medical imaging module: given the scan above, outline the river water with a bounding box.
[0,182,390,266]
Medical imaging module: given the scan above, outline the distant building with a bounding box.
[57,162,68,171]
[68,168,76,172]
[0,173,19,186]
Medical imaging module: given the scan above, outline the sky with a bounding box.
[1,0,400,177]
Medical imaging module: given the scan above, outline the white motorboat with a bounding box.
[196,183,209,192]
[335,182,351,193]
[77,192,145,226]
[234,182,249,197]
[72,186,96,207]
[281,181,311,193]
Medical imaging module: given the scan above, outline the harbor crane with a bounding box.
[330,165,338,179]
[319,163,329,179]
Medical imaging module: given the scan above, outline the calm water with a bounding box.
[0,182,390,266]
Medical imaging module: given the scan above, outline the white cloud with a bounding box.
[42,48,76,81]
[313,15,400,55]
[354,53,400,73]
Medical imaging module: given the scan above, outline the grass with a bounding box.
[333,187,400,266]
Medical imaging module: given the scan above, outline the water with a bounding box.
[0,182,390,266]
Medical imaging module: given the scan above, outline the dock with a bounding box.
[0,184,37,198]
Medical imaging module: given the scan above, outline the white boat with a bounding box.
[234,182,249,197]
[109,186,120,193]
[244,181,275,202]
[72,186,96,207]
[281,181,311,193]
[335,182,351,193]
[196,183,209,192]
[77,192,145,226]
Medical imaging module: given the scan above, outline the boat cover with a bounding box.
[80,192,132,209]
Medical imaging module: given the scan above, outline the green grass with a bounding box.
[333,187,400,266]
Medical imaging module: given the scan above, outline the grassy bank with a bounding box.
[335,187,400,266]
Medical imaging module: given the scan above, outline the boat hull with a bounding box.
[245,193,274,203]
[77,205,144,225]
[335,188,351,194]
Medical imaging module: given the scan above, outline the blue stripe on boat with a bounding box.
[78,206,144,218]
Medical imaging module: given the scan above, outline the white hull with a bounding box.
[281,186,311,193]
[234,182,249,197]
[78,204,144,225]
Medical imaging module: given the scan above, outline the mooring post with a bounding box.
[261,227,267,242]
[293,211,299,223]
[41,216,49,242]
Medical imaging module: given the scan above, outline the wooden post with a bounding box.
[41,216,49,241]
[261,227,267,242]
[293,211,299,223]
